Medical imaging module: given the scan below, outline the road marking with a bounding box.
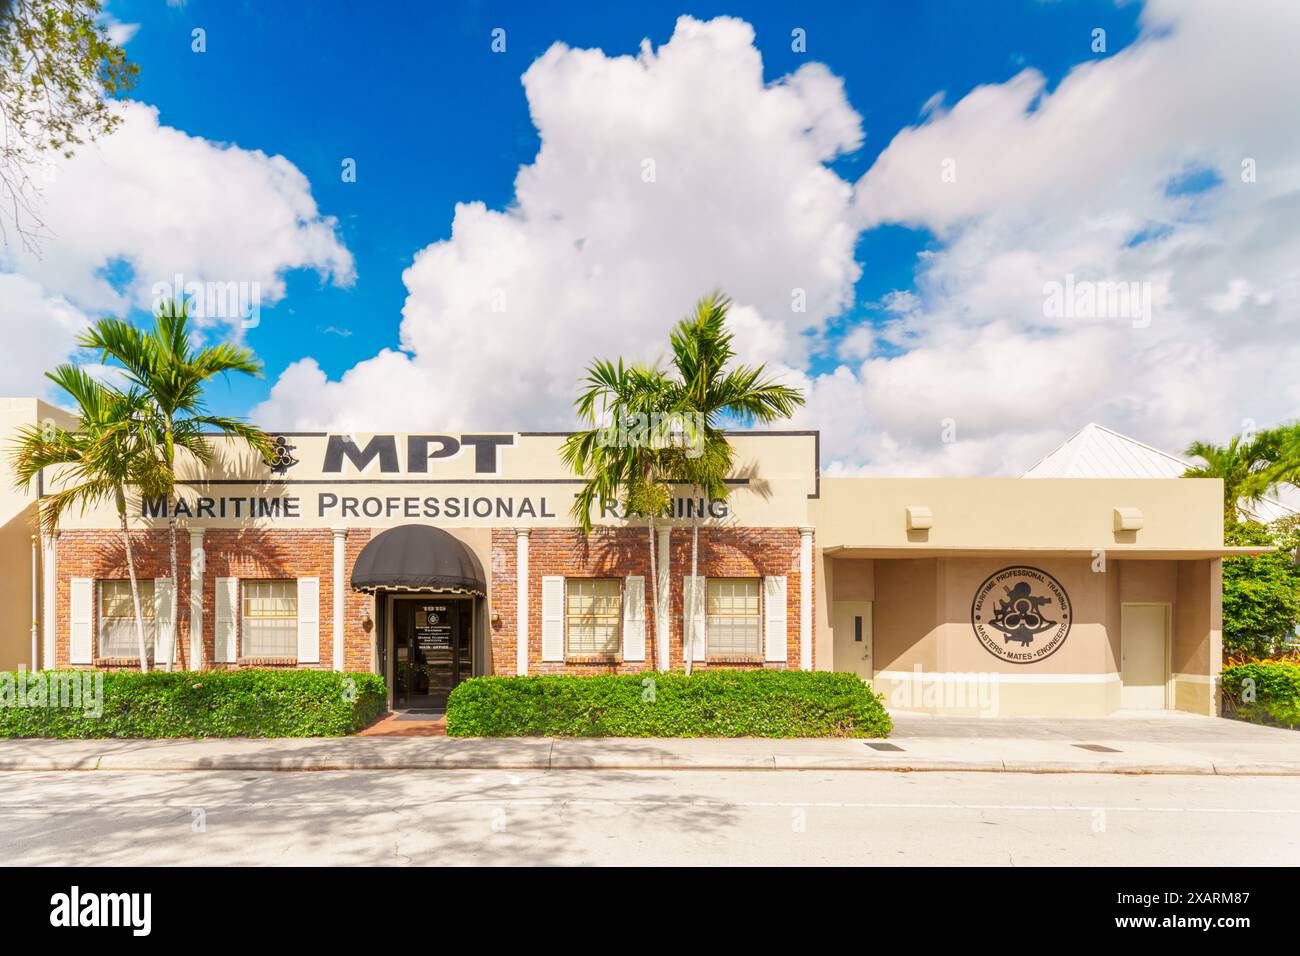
[0,799,1296,814]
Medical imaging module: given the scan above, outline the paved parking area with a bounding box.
[891,710,1296,742]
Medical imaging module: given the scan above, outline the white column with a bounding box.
[41,530,57,669]
[30,534,38,670]
[332,528,348,671]
[515,529,530,676]
[188,528,205,670]
[799,527,814,671]
[656,527,671,671]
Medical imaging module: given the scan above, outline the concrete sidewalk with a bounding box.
[0,712,1295,774]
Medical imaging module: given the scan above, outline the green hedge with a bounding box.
[0,669,388,738]
[1221,662,1300,727]
[445,670,892,738]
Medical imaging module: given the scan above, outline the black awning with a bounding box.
[351,524,486,596]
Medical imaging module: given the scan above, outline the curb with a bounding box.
[3,735,1299,775]
[0,753,1297,775]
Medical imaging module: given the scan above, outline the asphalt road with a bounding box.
[2,769,1297,866]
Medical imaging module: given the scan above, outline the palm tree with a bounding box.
[1184,425,1300,525]
[562,360,676,671]
[663,293,805,673]
[80,299,272,670]
[11,368,168,671]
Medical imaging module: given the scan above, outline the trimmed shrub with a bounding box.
[1221,662,1300,727]
[1223,521,1300,659]
[445,670,892,738]
[0,669,388,738]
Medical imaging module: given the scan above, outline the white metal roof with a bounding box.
[1021,422,1297,520]
[1243,495,1298,523]
[1020,422,1190,479]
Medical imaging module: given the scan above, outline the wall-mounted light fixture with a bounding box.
[1113,507,1144,532]
[906,505,933,531]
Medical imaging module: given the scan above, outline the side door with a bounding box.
[832,601,873,680]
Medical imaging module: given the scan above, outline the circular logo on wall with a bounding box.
[971,566,1072,664]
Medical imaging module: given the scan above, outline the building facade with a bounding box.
[2,400,1256,717]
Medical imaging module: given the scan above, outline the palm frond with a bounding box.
[1184,425,1300,522]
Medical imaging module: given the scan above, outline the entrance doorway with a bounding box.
[1121,603,1170,709]
[833,601,873,680]
[393,597,473,709]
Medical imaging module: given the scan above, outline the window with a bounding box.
[242,580,298,658]
[566,578,622,656]
[706,578,761,658]
[99,579,155,659]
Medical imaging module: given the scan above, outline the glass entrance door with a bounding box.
[393,599,472,709]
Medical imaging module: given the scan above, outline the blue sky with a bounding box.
[106,0,1141,415]
[7,1,1294,475]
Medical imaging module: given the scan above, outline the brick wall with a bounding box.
[490,525,811,675]
[54,523,810,678]
[489,530,518,676]
[54,528,374,671]
[56,529,181,669]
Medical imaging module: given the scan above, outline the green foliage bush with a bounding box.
[1221,662,1300,727]
[0,669,388,738]
[446,670,892,738]
[1223,521,1300,659]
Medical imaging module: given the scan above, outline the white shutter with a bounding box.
[214,577,238,663]
[622,575,646,661]
[541,576,565,662]
[69,578,93,664]
[154,577,175,666]
[684,576,706,662]
[764,575,788,663]
[297,577,321,663]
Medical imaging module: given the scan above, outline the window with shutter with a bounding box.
[98,579,157,659]
[242,579,297,657]
[565,578,622,656]
[706,577,761,658]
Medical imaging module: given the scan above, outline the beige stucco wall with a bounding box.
[815,476,1226,715]
[39,431,1225,549]
[814,476,1224,550]
[0,398,77,669]
[873,558,940,674]
[0,505,36,670]
[45,430,821,531]
[1171,559,1221,715]
[828,552,1223,717]
[939,558,1106,674]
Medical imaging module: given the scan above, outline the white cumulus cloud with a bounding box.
[810,0,1300,475]
[260,3,1300,481]
[0,275,90,396]
[0,100,352,398]
[256,15,862,431]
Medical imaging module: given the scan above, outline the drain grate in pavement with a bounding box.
[864,742,905,752]
[392,711,444,721]
[1072,743,1121,753]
